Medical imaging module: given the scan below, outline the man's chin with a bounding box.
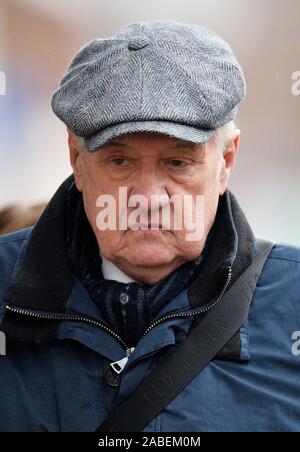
[125,246,176,268]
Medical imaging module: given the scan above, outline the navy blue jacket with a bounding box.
[0,178,300,432]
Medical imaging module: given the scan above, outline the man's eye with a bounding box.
[169,160,189,168]
[111,158,129,167]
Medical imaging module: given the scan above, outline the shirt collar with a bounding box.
[100,252,139,284]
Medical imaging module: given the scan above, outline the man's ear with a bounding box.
[67,129,83,192]
[219,129,240,196]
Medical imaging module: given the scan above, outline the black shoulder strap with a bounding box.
[96,239,274,432]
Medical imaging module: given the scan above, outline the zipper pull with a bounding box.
[110,347,135,375]
[104,348,135,387]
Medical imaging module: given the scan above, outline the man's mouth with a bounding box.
[124,223,173,234]
[130,223,167,231]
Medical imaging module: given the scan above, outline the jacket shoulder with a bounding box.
[0,228,32,301]
[256,241,300,317]
[261,242,300,284]
[0,228,32,247]
[268,242,300,264]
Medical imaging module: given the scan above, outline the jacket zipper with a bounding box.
[138,266,232,343]
[5,266,232,371]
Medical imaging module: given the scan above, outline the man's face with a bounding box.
[69,131,238,284]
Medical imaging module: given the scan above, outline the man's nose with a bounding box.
[129,171,169,206]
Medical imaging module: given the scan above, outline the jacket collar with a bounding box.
[1,175,255,361]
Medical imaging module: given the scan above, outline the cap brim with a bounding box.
[84,121,215,152]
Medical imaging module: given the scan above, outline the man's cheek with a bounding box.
[96,231,119,258]
[177,234,204,261]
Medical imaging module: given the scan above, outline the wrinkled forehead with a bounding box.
[99,131,207,154]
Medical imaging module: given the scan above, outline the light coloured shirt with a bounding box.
[100,253,140,284]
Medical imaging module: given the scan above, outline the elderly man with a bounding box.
[0,20,300,433]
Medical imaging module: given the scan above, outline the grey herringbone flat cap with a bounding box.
[51,20,246,152]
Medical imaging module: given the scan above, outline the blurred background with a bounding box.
[0,0,299,244]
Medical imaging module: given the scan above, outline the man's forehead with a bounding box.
[104,133,203,151]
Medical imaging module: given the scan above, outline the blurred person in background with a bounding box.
[0,20,299,433]
[0,203,46,236]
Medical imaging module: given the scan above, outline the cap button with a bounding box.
[128,36,150,51]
